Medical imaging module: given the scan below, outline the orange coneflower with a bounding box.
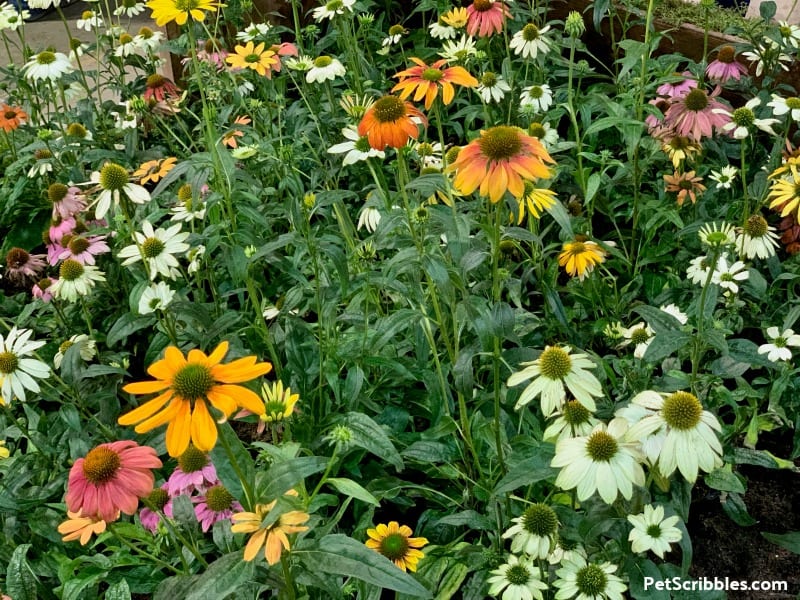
[366,521,429,572]
[448,125,554,203]
[132,156,177,185]
[392,58,478,110]
[664,170,706,206]
[118,341,272,457]
[223,115,251,148]
[358,95,427,150]
[0,104,27,132]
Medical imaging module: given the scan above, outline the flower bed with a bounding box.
[1,0,800,598]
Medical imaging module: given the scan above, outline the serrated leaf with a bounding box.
[340,412,404,471]
[704,468,745,494]
[105,579,131,600]
[6,544,37,600]
[259,455,329,500]
[297,534,432,598]
[642,331,691,362]
[184,553,254,600]
[326,477,380,506]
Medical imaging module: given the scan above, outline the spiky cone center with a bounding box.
[175,0,202,10]
[473,0,493,11]
[139,27,154,40]
[478,126,523,162]
[82,446,121,483]
[177,184,193,203]
[178,444,208,472]
[388,24,405,36]
[119,33,133,45]
[586,430,618,462]
[0,352,19,374]
[326,0,343,9]
[539,346,572,380]
[34,148,52,160]
[59,340,74,354]
[372,96,406,123]
[4,109,18,119]
[445,146,461,164]
[527,86,544,99]
[354,136,372,152]
[684,88,709,111]
[662,391,702,430]
[6,247,30,268]
[68,236,90,254]
[81,10,93,18]
[66,122,87,137]
[780,25,792,37]
[146,487,169,510]
[480,71,497,87]
[646,524,662,537]
[141,237,165,258]
[786,97,800,110]
[744,214,769,237]
[421,67,443,82]
[314,55,333,68]
[630,327,651,345]
[379,533,410,561]
[528,122,546,138]
[717,45,735,63]
[264,400,290,419]
[521,503,558,536]
[172,363,215,402]
[205,485,234,511]
[59,259,84,281]
[245,52,262,63]
[678,179,695,191]
[122,0,138,7]
[732,107,754,127]
[522,23,540,40]
[37,277,52,290]
[146,73,165,89]
[36,51,56,65]
[506,564,531,585]
[99,163,128,191]
[563,399,591,425]
[671,136,692,150]
[576,564,608,596]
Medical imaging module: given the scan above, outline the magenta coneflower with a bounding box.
[4,247,46,284]
[139,484,173,533]
[166,444,218,496]
[192,483,243,532]
[57,234,110,265]
[663,87,731,141]
[48,183,87,220]
[706,46,748,84]
[466,0,511,37]
[66,441,162,522]
[48,217,76,245]
[645,97,670,131]
[32,277,55,302]
[656,72,697,98]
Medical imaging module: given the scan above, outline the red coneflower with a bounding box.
[466,0,511,37]
[143,73,181,102]
[392,58,478,110]
[65,441,162,522]
[358,95,427,150]
[0,104,27,132]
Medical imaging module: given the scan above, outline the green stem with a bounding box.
[490,202,507,475]
[218,423,255,510]
[110,524,182,574]
[691,247,721,393]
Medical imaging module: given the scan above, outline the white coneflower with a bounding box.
[487,554,549,600]
[502,503,559,559]
[236,22,272,42]
[54,334,97,370]
[626,390,723,482]
[23,50,74,81]
[118,221,190,281]
[286,54,314,71]
[138,282,175,314]
[768,94,800,123]
[0,327,50,404]
[438,35,477,62]
[381,24,407,48]
[0,3,30,30]
[542,399,599,442]
[428,18,456,40]
[715,97,779,140]
[510,23,552,59]
[114,0,146,17]
[133,27,165,52]
[527,121,559,149]
[710,255,749,294]
[170,185,206,222]
[76,10,104,31]
[328,126,385,165]
[357,206,381,233]
[114,33,138,58]
[51,259,106,302]
[628,504,683,559]
[476,71,511,103]
[618,322,654,359]
[311,0,356,22]
[757,326,800,362]
[698,221,736,248]
[686,254,712,285]
[553,556,627,600]
[507,345,603,416]
[708,165,738,190]
[90,162,151,219]
[187,245,205,274]
[520,84,553,113]
[306,55,346,84]
[736,213,779,260]
[551,420,645,504]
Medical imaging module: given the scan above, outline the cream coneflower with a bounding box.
[91,162,151,219]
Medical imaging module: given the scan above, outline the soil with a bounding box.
[688,459,800,599]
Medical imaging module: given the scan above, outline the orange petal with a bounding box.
[207,341,230,365]
[165,400,192,457]
[191,399,218,452]
[122,380,170,395]
[118,389,174,425]
[133,397,182,433]
[216,384,265,415]
[243,528,267,561]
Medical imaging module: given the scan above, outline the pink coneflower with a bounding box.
[139,484,173,534]
[663,87,731,141]
[57,234,110,265]
[192,483,243,532]
[197,38,228,69]
[645,97,670,131]
[49,217,76,245]
[66,441,162,522]
[268,42,298,76]
[466,0,511,37]
[4,247,46,284]
[48,183,87,220]
[143,73,181,103]
[166,444,217,496]
[706,45,748,84]
[656,72,697,98]
[32,277,56,302]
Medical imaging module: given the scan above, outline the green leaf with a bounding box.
[340,412,404,471]
[545,201,573,238]
[154,577,195,600]
[626,558,670,600]
[326,477,380,506]
[6,544,37,600]
[493,447,556,495]
[759,0,776,20]
[184,553,254,600]
[732,447,779,469]
[642,331,691,362]
[703,468,745,494]
[721,492,756,526]
[105,579,131,600]
[297,534,432,598]
[586,172,601,203]
[435,510,493,531]
[633,305,683,333]
[435,562,469,599]
[210,422,256,503]
[259,455,329,500]
[761,531,800,554]
[402,441,456,463]
[106,313,157,347]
